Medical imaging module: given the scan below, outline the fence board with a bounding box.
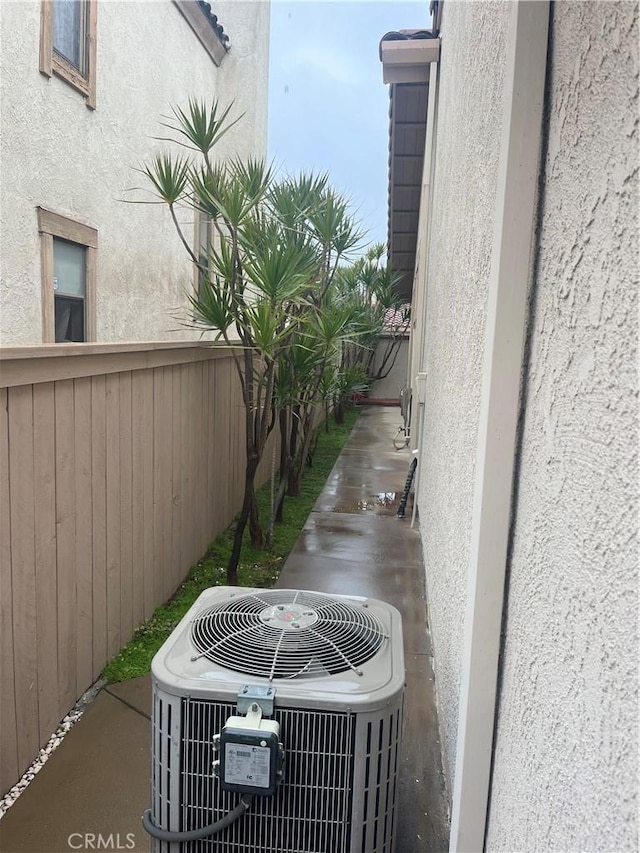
[205,361,216,537]
[198,362,211,544]
[0,388,19,794]
[187,362,198,568]
[188,361,198,559]
[211,359,224,532]
[153,368,169,601]
[170,365,182,589]
[152,367,163,602]
[231,368,244,512]
[131,372,145,629]
[189,362,199,558]
[91,375,107,679]
[74,377,93,695]
[194,361,205,552]
[219,358,232,528]
[119,372,133,645]
[203,362,213,547]
[179,362,191,571]
[33,382,59,741]
[105,374,121,658]
[54,379,77,715]
[140,370,154,620]
[8,385,39,771]
[192,362,203,566]
[162,367,174,597]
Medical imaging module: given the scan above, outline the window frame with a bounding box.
[37,208,98,343]
[39,0,98,109]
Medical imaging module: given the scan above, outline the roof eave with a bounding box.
[381,33,440,302]
[380,39,440,84]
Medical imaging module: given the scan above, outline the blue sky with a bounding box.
[268,1,427,248]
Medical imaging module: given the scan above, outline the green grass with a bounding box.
[102,408,360,683]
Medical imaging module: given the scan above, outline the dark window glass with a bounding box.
[54,296,85,342]
[53,238,86,342]
[53,0,86,72]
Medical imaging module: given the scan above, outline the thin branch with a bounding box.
[221,329,247,400]
[169,202,202,268]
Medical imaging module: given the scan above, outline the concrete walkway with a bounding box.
[0,406,448,853]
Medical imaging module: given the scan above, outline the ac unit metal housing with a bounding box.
[150,586,405,853]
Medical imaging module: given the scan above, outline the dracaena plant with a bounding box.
[139,99,373,583]
[333,244,409,414]
[265,175,367,540]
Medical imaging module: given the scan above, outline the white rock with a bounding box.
[0,677,105,815]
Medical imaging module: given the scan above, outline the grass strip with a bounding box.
[102,408,360,683]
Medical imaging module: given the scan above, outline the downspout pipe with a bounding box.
[449,3,550,851]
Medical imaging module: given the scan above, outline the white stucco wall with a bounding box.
[485,3,638,849]
[370,337,408,400]
[0,0,270,344]
[414,0,510,791]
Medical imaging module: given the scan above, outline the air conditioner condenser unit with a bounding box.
[147,586,405,853]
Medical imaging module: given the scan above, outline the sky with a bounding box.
[268,0,427,249]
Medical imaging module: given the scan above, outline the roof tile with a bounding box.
[197,1,229,45]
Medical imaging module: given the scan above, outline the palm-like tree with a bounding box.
[332,245,409,420]
[140,100,370,582]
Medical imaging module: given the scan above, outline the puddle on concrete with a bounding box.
[332,492,402,514]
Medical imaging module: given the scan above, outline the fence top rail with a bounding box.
[0,340,241,388]
[0,340,226,360]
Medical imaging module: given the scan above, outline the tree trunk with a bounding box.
[266,470,291,548]
[249,490,262,547]
[291,406,316,493]
[286,405,301,496]
[227,458,259,584]
[370,336,404,381]
[288,470,301,497]
[275,408,289,523]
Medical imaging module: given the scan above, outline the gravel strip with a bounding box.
[0,680,106,819]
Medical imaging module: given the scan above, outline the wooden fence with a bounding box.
[0,342,273,796]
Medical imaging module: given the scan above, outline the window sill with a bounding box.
[51,53,95,110]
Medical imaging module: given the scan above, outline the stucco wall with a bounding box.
[370,337,408,400]
[0,0,269,344]
[415,0,509,791]
[485,3,638,849]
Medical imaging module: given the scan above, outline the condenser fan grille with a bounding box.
[189,589,387,680]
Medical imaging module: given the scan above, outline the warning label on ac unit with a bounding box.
[224,743,271,788]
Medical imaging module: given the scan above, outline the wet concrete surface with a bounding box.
[0,683,152,853]
[0,406,448,853]
[313,487,403,516]
[277,407,450,852]
[290,512,423,567]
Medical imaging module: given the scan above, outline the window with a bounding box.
[53,239,86,342]
[37,208,97,343]
[40,0,97,109]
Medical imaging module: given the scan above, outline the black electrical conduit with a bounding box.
[142,794,254,843]
[397,456,417,519]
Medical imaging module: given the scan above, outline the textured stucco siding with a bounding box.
[415,1,509,792]
[0,0,269,344]
[485,3,638,850]
[370,337,408,400]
